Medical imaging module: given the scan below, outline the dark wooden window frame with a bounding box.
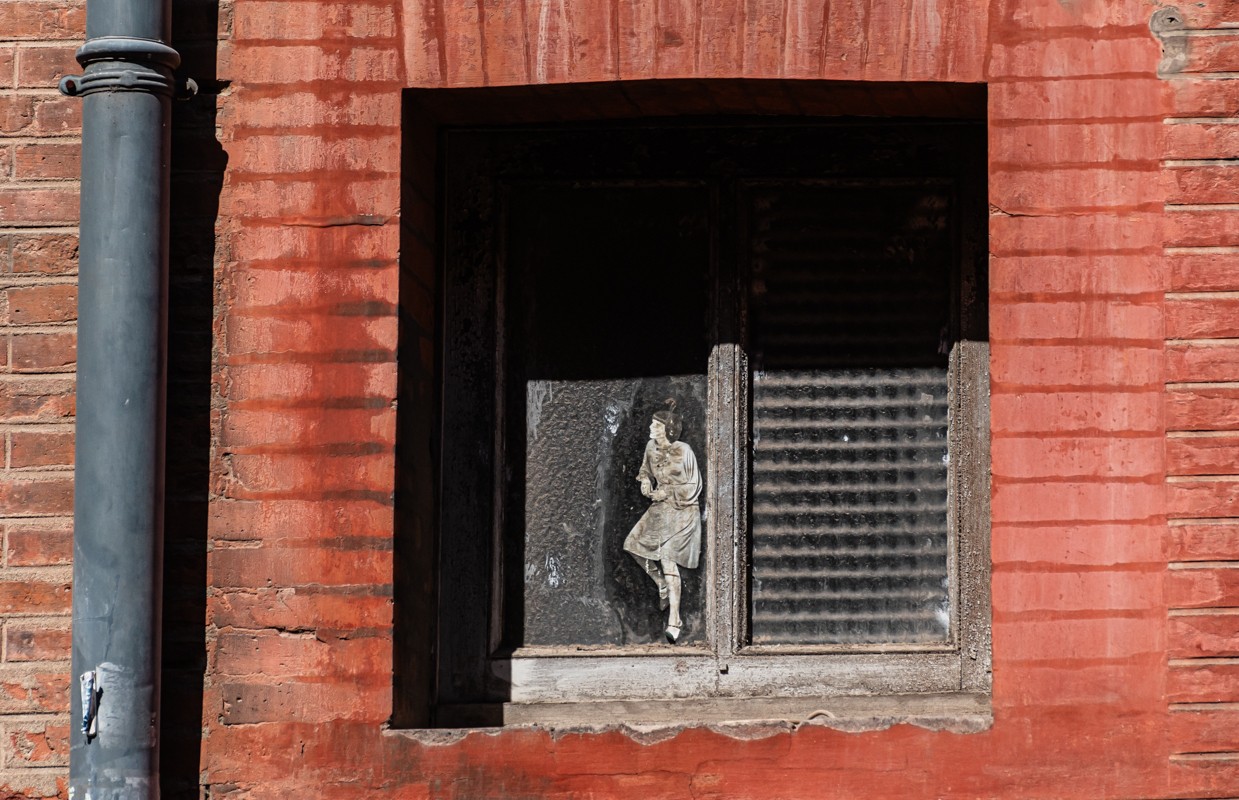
[430,118,991,729]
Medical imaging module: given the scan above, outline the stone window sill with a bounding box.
[385,692,992,743]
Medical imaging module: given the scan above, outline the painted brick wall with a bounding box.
[199,0,1183,798]
[0,2,81,797]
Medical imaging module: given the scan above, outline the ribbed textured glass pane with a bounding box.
[748,183,954,645]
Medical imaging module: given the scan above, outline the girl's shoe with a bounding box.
[665,625,681,643]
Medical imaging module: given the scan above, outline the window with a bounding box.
[425,118,989,728]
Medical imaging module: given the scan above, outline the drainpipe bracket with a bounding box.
[59,36,184,98]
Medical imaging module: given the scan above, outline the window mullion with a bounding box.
[708,342,747,662]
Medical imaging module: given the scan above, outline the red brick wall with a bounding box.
[6,0,1239,796]
[1160,1,1239,795]
[0,2,80,796]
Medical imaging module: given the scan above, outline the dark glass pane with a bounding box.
[748,183,954,645]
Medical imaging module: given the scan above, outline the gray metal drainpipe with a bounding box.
[58,0,193,794]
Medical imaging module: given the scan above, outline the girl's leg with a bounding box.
[631,553,667,600]
[661,558,683,635]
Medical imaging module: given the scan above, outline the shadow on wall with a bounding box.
[162,0,227,793]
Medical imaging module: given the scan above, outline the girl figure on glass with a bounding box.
[623,400,702,643]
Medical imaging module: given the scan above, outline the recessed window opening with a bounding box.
[394,81,989,730]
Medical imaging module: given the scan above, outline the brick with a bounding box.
[990,212,1162,257]
[213,631,389,680]
[1171,78,1239,118]
[991,78,1163,122]
[1170,523,1239,561]
[1166,209,1239,249]
[1169,614,1239,660]
[0,578,69,615]
[222,265,398,313]
[1169,478,1239,518]
[9,429,72,468]
[228,220,397,262]
[993,481,1163,523]
[208,587,391,632]
[15,46,78,88]
[0,186,78,226]
[229,176,398,221]
[1168,165,1239,205]
[224,45,401,84]
[993,569,1161,613]
[224,452,394,497]
[1166,122,1239,160]
[0,477,72,517]
[991,300,1161,342]
[208,543,391,589]
[993,616,1161,661]
[1168,434,1239,476]
[2,721,68,767]
[1169,661,1239,703]
[0,49,14,88]
[1170,707,1239,753]
[220,407,394,449]
[13,142,79,180]
[1168,386,1239,431]
[994,124,1155,166]
[1167,341,1239,383]
[1170,252,1239,292]
[230,133,400,176]
[233,3,398,43]
[0,96,35,135]
[0,768,64,798]
[1169,294,1239,339]
[31,95,80,135]
[1175,32,1239,74]
[10,332,75,372]
[223,90,401,132]
[0,667,67,713]
[222,362,396,405]
[208,498,393,541]
[0,2,85,41]
[988,37,1159,79]
[218,680,389,724]
[991,344,1160,388]
[991,167,1161,214]
[0,377,74,422]
[9,233,77,274]
[1000,657,1165,710]
[4,284,76,324]
[223,315,396,359]
[1167,566,1239,608]
[4,622,70,661]
[992,436,1161,480]
[991,391,1161,435]
[991,254,1162,297]
[992,522,1164,567]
